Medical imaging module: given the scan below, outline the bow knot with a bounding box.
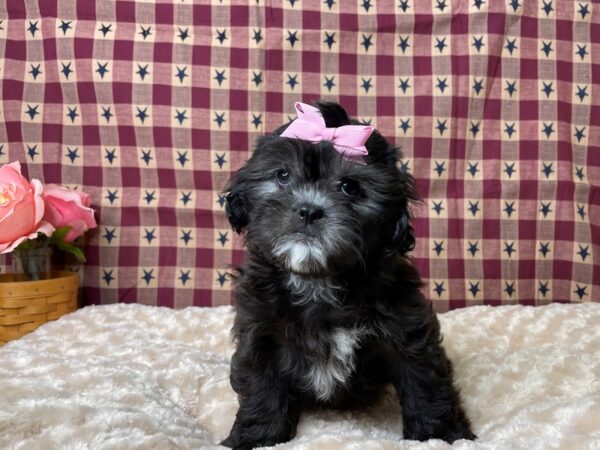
[321,127,336,142]
[280,102,374,163]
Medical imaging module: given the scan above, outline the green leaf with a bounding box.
[15,238,37,251]
[55,240,86,262]
[51,226,72,243]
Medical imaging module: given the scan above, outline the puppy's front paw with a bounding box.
[221,422,248,450]
[404,419,476,443]
[221,420,295,450]
[441,422,477,443]
[220,435,291,450]
[221,426,256,450]
[220,434,251,450]
[220,435,238,449]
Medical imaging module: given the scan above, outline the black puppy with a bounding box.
[222,102,475,449]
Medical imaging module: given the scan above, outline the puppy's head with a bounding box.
[225,101,416,276]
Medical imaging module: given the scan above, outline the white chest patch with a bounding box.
[305,327,366,401]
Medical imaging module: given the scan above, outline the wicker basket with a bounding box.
[0,271,79,345]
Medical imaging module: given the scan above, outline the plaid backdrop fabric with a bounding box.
[0,0,598,310]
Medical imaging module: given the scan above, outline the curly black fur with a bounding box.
[221,101,475,449]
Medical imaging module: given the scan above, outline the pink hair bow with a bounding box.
[280,102,374,163]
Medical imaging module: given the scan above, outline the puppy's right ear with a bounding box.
[224,167,248,234]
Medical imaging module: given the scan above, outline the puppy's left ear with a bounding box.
[224,167,249,234]
[392,171,417,255]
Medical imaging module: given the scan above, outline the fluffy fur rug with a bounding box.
[0,303,599,449]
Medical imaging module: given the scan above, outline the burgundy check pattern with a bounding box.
[0,0,598,310]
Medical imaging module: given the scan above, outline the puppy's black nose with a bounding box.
[297,204,324,224]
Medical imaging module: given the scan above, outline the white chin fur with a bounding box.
[273,240,327,274]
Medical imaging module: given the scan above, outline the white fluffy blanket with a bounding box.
[1,303,599,449]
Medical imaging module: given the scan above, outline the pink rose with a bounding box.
[42,184,97,242]
[0,161,55,254]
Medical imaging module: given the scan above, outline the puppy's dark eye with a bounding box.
[276,169,291,186]
[341,179,361,197]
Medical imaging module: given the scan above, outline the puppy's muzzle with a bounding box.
[296,204,324,225]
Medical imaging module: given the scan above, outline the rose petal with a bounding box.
[42,185,97,235]
[30,178,46,226]
[44,184,88,206]
[64,218,87,242]
[0,161,26,187]
[42,197,67,226]
[36,221,55,237]
[0,197,36,243]
[0,221,55,254]
[80,192,92,207]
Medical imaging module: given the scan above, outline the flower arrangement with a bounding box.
[0,161,97,280]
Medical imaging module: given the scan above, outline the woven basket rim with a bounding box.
[0,271,78,292]
[0,270,77,282]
